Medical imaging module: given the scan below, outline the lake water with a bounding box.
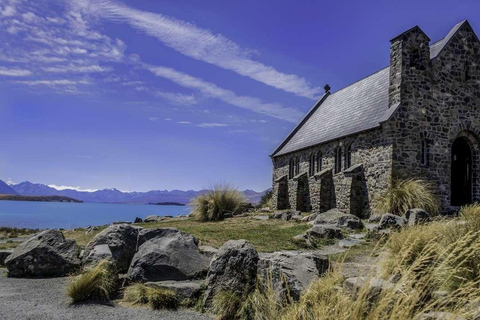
[0,201,190,229]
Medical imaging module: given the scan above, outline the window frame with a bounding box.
[335,147,342,173]
[316,151,322,173]
[344,144,352,169]
[309,153,315,176]
[420,139,429,167]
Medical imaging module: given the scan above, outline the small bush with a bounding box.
[258,189,273,209]
[190,184,246,221]
[124,284,178,310]
[67,260,117,303]
[376,178,440,216]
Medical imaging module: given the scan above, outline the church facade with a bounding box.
[271,20,480,217]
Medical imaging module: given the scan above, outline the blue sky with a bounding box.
[0,0,478,192]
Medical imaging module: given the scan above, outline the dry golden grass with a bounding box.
[234,206,480,320]
[376,178,440,216]
[67,260,117,303]
[190,184,246,221]
[123,284,178,310]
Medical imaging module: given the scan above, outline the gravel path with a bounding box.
[0,268,213,320]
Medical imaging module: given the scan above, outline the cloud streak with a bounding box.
[145,64,303,123]
[72,0,321,99]
[0,67,32,76]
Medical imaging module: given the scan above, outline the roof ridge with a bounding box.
[330,66,389,96]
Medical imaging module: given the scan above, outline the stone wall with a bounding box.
[272,128,392,217]
[387,22,480,209]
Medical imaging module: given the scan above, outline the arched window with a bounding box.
[289,158,295,179]
[420,139,429,166]
[295,157,300,176]
[309,153,315,176]
[335,147,342,173]
[345,144,352,169]
[316,151,322,173]
[464,61,471,81]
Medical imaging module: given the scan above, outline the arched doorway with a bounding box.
[451,137,473,206]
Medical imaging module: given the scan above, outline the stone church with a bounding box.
[271,20,480,217]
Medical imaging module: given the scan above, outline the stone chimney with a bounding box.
[388,26,431,108]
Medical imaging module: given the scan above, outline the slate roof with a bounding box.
[272,20,470,157]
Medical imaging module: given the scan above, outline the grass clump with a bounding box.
[190,184,246,221]
[67,260,117,303]
[258,189,273,209]
[212,290,244,320]
[124,284,178,310]
[376,178,440,216]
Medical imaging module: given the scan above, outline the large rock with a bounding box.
[378,213,406,229]
[0,249,13,266]
[144,215,166,223]
[344,277,394,300]
[5,230,80,277]
[405,208,430,226]
[83,224,140,272]
[309,209,363,229]
[306,225,343,240]
[127,228,210,282]
[301,213,319,222]
[203,240,259,308]
[258,251,329,302]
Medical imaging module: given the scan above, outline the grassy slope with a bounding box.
[61,217,311,252]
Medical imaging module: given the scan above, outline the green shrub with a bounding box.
[258,189,273,209]
[67,260,117,303]
[124,284,178,310]
[190,184,246,221]
[376,178,440,216]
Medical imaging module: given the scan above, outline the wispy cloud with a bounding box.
[148,117,158,121]
[72,0,321,99]
[11,79,89,87]
[42,64,112,73]
[0,67,32,77]
[145,64,303,123]
[155,91,197,106]
[198,122,228,128]
[177,121,191,124]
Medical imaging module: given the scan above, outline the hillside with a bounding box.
[0,194,82,203]
[8,180,267,204]
[0,180,18,195]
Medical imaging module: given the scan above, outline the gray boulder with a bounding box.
[301,213,319,222]
[310,209,363,229]
[128,228,210,282]
[0,249,13,266]
[145,280,203,302]
[5,230,80,277]
[273,211,284,219]
[134,217,143,223]
[83,224,140,272]
[281,211,292,221]
[419,312,465,320]
[344,277,394,300]
[258,251,329,302]
[378,213,406,229]
[306,225,343,240]
[203,240,259,308]
[368,214,383,223]
[405,208,430,226]
[144,215,166,223]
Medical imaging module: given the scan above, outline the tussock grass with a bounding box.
[124,284,178,310]
[190,184,246,221]
[376,178,440,216]
[67,260,117,303]
[232,206,480,320]
[212,290,244,320]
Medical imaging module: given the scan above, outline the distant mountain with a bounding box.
[0,180,18,195]
[9,181,268,205]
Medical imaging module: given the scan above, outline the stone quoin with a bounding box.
[271,20,480,216]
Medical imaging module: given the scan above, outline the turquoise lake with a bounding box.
[0,201,190,229]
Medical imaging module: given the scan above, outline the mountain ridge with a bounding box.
[7,180,269,204]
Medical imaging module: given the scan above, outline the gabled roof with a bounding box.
[271,20,473,157]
